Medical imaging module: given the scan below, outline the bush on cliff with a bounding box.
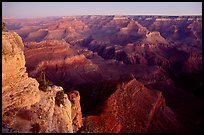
[36,71,52,92]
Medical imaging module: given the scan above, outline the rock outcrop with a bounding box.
[81,79,183,133]
[2,32,82,133]
[67,91,83,132]
[145,31,168,44]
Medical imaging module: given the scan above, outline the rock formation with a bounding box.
[24,40,102,88]
[145,31,168,44]
[80,79,183,133]
[2,32,82,133]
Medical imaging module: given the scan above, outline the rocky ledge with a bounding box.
[2,32,82,133]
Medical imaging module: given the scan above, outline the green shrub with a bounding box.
[36,71,52,92]
[55,91,65,107]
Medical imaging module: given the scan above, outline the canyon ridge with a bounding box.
[2,15,202,133]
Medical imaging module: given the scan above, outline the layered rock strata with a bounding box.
[2,32,82,133]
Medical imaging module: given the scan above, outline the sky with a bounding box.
[2,2,202,18]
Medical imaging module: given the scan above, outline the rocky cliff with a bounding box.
[80,79,183,133]
[2,32,82,133]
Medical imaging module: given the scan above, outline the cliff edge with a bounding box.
[2,32,82,133]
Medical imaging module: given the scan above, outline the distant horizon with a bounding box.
[2,2,202,18]
[3,14,202,19]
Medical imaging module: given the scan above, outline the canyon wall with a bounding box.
[2,32,82,133]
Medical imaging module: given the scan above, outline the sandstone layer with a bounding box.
[2,32,82,133]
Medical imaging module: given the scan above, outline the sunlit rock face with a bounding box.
[81,79,183,133]
[2,32,40,112]
[24,40,102,88]
[2,32,82,133]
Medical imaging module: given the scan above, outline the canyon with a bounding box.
[2,15,202,133]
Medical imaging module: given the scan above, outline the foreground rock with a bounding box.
[81,79,183,133]
[2,32,82,133]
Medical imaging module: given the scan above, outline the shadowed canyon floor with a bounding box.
[2,15,202,133]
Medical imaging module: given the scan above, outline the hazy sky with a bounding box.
[2,2,202,18]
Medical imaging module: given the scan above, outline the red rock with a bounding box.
[81,79,183,133]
